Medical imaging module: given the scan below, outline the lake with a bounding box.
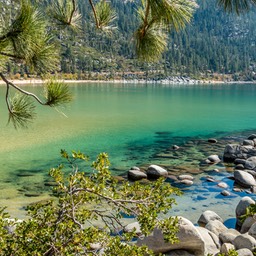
[0,82,256,223]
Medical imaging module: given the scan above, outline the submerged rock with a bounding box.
[221,190,231,196]
[178,174,194,181]
[218,182,228,188]
[179,179,193,186]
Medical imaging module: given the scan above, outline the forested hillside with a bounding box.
[2,0,256,81]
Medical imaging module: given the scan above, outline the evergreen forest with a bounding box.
[2,0,256,81]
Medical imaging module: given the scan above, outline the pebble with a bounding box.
[221,190,231,196]
[172,145,180,150]
[180,179,193,185]
[206,177,216,182]
[218,182,228,189]
[178,174,194,180]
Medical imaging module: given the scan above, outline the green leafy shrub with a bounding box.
[0,150,181,255]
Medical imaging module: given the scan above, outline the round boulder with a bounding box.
[241,216,256,234]
[234,170,256,188]
[207,155,221,163]
[233,233,256,251]
[147,165,168,179]
[219,229,241,244]
[205,220,227,236]
[137,217,205,255]
[198,210,223,227]
[128,169,147,181]
[236,197,255,227]
[236,248,254,256]
[248,222,256,239]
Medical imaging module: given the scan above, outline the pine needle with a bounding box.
[44,80,73,107]
[8,94,36,129]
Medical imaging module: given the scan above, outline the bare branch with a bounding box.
[5,83,12,114]
[0,72,46,105]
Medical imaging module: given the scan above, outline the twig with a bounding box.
[88,0,100,28]
[0,72,46,105]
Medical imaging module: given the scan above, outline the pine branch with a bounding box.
[88,0,100,28]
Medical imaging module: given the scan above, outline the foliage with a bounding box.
[95,0,117,32]
[49,0,82,31]
[208,249,239,256]
[218,0,256,14]
[0,150,181,255]
[44,80,73,107]
[8,93,36,129]
[134,0,197,61]
[239,203,256,223]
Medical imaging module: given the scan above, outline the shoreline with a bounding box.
[0,78,256,86]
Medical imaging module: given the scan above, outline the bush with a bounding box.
[0,150,181,255]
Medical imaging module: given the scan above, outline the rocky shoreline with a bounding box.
[122,133,256,255]
[0,77,256,86]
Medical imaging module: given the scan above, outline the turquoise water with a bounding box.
[0,82,256,221]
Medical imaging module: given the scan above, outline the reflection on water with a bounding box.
[0,82,256,220]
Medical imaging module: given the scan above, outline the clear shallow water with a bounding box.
[1,82,256,222]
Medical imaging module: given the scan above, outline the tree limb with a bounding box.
[88,0,100,28]
[0,72,46,106]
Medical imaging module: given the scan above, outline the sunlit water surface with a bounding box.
[1,82,256,224]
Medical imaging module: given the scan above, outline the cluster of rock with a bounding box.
[223,134,256,192]
[124,196,256,256]
[125,134,256,255]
